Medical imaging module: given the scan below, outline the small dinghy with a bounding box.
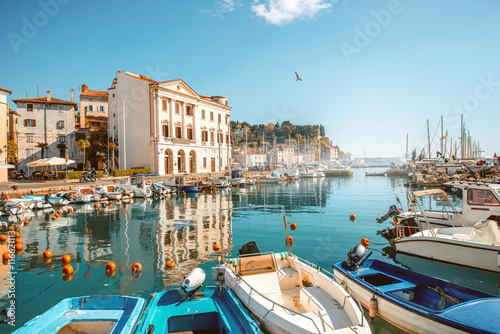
[333,244,500,334]
[135,268,261,333]
[13,295,146,334]
[365,171,386,176]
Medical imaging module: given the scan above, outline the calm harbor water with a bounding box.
[1,168,499,333]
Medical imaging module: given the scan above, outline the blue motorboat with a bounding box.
[135,268,261,333]
[177,184,201,193]
[13,295,146,334]
[22,195,68,206]
[333,245,500,334]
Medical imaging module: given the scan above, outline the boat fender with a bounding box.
[369,296,378,319]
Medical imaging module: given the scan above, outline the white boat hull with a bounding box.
[394,233,500,273]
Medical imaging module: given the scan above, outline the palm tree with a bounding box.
[108,142,118,171]
[35,142,49,159]
[78,139,91,170]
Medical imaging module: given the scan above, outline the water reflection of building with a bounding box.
[153,192,233,282]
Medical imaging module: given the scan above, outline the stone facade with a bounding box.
[13,91,78,170]
[108,71,231,174]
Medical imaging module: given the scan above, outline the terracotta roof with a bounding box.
[81,89,108,98]
[8,109,20,116]
[0,87,12,94]
[12,96,78,110]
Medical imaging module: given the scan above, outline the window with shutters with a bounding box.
[57,121,65,129]
[219,133,224,143]
[218,114,221,123]
[58,136,66,142]
[87,105,94,112]
[176,126,182,138]
[175,103,180,114]
[162,124,169,137]
[203,157,207,168]
[201,110,205,119]
[226,134,229,144]
[186,105,193,116]
[25,119,36,127]
[210,112,214,121]
[26,133,34,142]
[27,104,33,111]
[202,131,208,142]
[225,115,229,124]
[187,128,193,139]
[210,132,214,143]
[99,106,105,112]
[162,99,167,111]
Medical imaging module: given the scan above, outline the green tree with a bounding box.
[7,140,17,163]
[35,142,49,159]
[78,139,91,170]
[86,126,110,168]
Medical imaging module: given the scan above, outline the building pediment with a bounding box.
[158,80,200,99]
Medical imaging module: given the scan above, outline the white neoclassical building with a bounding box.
[108,71,231,175]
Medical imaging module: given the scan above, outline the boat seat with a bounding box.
[243,272,284,305]
[278,267,298,288]
[452,233,473,241]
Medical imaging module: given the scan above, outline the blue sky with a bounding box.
[1,0,499,157]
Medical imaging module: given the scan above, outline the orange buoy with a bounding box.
[94,203,99,208]
[105,262,116,272]
[8,226,14,231]
[68,207,73,213]
[98,208,102,212]
[14,232,20,238]
[15,243,23,250]
[61,254,71,263]
[5,195,10,200]
[166,260,175,268]
[350,214,356,222]
[57,210,62,215]
[52,216,57,220]
[109,200,113,205]
[2,252,10,260]
[143,197,147,200]
[202,190,205,194]
[131,262,142,273]
[290,223,297,231]
[0,234,7,241]
[43,250,52,258]
[15,238,22,244]
[361,238,370,247]
[62,265,74,275]
[62,273,74,281]
[23,219,29,225]
[116,199,121,203]
[213,244,221,251]
[285,236,294,247]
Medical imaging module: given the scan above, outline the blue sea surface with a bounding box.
[1,168,498,333]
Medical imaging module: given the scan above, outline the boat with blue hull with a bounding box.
[12,295,146,334]
[333,249,500,334]
[135,286,261,334]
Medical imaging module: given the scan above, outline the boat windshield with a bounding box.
[467,189,500,206]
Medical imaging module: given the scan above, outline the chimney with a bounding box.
[70,89,75,103]
[81,84,88,93]
[47,90,51,102]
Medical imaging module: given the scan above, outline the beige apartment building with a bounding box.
[13,90,78,170]
[80,84,108,130]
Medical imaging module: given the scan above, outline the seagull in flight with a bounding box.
[295,72,302,81]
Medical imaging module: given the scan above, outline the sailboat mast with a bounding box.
[427,119,431,159]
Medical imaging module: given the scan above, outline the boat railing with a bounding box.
[295,256,365,328]
[226,264,322,334]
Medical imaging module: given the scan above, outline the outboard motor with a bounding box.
[181,268,206,297]
[238,241,260,255]
[376,205,399,223]
[346,244,372,270]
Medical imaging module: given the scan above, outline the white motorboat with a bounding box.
[365,171,386,176]
[93,185,122,200]
[391,219,500,273]
[55,190,92,204]
[115,176,152,198]
[213,205,371,334]
[299,168,317,178]
[214,177,230,188]
[378,183,500,229]
[257,173,282,184]
[23,195,68,207]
